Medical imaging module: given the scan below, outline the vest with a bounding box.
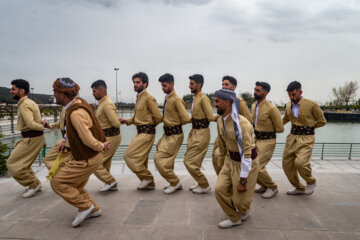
[66,98,106,160]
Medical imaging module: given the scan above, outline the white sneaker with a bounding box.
[100,181,118,192]
[164,182,183,194]
[240,213,249,221]
[86,209,102,219]
[287,188,305,195]
[24,186,29,193]
[255,186,266,193]
[305,182,317,195]
[192,186,211,194]
[137,179,155,190]
[189,184,198,191]
[22,184,41,198]
[72,205,94,227]
[218,219,242,229]
[262,188,278,199]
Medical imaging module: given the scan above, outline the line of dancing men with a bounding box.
[7,73,326,228]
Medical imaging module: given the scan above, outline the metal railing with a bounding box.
[5,143,360,166]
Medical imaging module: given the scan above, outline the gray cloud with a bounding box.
[211,1,360,43]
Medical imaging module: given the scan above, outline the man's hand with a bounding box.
[57,140,66,153]
[103,141,111,151]
[237,178,247,193]
[118,118,127,125]
[216,165,223,175]
[42,119,50,128]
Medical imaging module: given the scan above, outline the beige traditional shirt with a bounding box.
[251,99,284,133]
[96,95,120,129]
[191,91,216,121]
[217,114,255,176]
[50,107,65,130]
[126,89,162,126]
[237,97,252,122]
[64,98,104,151]
[163,91,191,126]
[16,96,44,132]
[283,98,326,128]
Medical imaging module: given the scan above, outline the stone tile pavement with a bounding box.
[0,159,359,240]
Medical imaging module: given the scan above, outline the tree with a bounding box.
[182,94,193,103]
[241,92,255,108]
[332,81,359,106]
[0,134,8,175]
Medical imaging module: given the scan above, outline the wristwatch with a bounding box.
[240,178,247,185]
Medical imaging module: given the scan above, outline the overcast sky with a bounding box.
[1,0,359,105]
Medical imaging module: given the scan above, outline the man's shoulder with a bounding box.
[303,98,318,106]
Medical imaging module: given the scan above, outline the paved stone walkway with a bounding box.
[0,159,359,240]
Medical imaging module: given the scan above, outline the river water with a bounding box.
[2,111,360,149]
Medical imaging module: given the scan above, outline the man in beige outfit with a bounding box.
[42,107,71,169]
[214,89,258,229]
[91,80,121,192]
[252,82,284,199]
[50,78,110,227]
[282,81,326,195]
[212,76,252,175]
[7,79,44,198]
[119,72,162,190]
[154,73,191,194]
[184,74,216,194]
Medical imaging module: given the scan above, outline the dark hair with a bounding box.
[159,73,174,83]
[189,74,204,87]
[132,72,149,86]
[255,81,271,92]
[222,76,237,87]
[91,79,107,89]
[11,79,30,94]
[286,81,302,92]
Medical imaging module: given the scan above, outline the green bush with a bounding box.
[0,140,8,175]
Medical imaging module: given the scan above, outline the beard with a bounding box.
[135,86,144,93]
[254,94,262,100]
[12,95,20,100]
[191,88,197,94]
[94,95,102,101]
[216,109,224,115]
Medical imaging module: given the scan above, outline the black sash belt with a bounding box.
[291,125,315,135]
[137,124,156,134]
[164,125,183,136]
[254,130,276,140]
[103,127,120,137]
[21,130,43,138]
[192,118,209,129]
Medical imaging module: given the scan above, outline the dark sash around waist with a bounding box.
[21,130,43,138]
[229,147,258,162]
[229,151,241,162]
[291,124,315,135]
[164,125,183,136]
[192,118,209,129]
[103,127,120,137]
[137,124,156,134]
[254,130,276,140]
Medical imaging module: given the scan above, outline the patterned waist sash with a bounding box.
[291,124,315,135]
[103,127,120,137]
[254,130,276,140]
[21,130,43,138]
[137,124,156,134]
[164,125,183,136]
[229,151,241,162]
[192,118,209,129]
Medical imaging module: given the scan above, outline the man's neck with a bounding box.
[293,96,303,105]
[257,97,266,104]
[222,107,232,118]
